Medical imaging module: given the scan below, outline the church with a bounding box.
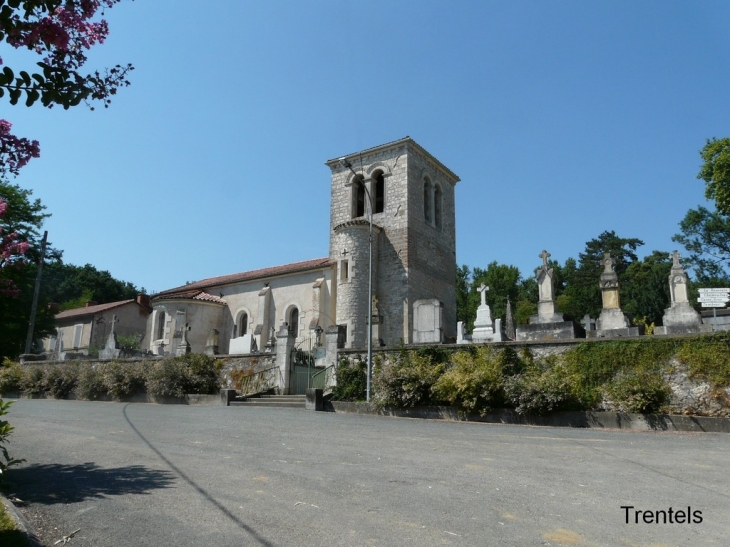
[146,137,459,355]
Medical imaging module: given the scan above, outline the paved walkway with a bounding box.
[6,400,730,546]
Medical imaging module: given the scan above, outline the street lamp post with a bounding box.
[339,157,374,403]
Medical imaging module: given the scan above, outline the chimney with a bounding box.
[137,294,151,308]
[85,301,98,307]
[48,303,60,314]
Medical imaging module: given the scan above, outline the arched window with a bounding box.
[434,184,442,228]
[156,311,166,340]
[353,175,366,218]
[238,312,248,337]
[374,171,385,214]
[288,308,299,337]
[423,179,432,222]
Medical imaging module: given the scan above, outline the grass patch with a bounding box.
[0,500,28,547]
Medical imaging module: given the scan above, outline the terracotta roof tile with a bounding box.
[153,290,227,305]
[155,257,332,297]
[55,299,138,320]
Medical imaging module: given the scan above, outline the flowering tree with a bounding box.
[0,0,132,177]
[0,197,29,296]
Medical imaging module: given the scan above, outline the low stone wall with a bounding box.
[215,354,277,389]
[329,402,730,433]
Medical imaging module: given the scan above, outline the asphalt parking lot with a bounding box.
[5,399,730,546]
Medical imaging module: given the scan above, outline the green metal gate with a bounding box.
[290,348,317,395]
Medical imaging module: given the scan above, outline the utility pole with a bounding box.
[24,230,48,355]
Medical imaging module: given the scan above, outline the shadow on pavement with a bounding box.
[8,462,176,505]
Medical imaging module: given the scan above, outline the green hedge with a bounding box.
[333,334,730,415]
[0,354,222,401]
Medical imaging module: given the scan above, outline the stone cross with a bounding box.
[671,250,682,268]
[180,323,191,345]
[110,314,118,334]
[341,248,349,256]
[478,283,489,306]
[539,250,551,269]
[602,253,615,274]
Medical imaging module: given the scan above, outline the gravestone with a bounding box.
[413,299,444,343]
[99,315,122,359]
[471,284,495,341]
[516,250,585,341]
[505,298,516,341]
[229,333,258,355]
[655,251,712,335]
[205,328,220,356]
[176,322,191,356]
[587,253,641,338]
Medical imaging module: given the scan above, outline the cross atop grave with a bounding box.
[602,253,616,274]
[671,250,682,269]
[180,322,191,344]
[478,283,489,306]
[539,250,551,269]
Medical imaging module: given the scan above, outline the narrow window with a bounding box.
[156,311,166,340]
[353,175,366,218]
[289,308,299,337]
[374,172,385,214]
[239,313,248,337]
[423,179,432,222]
[434,184,442,228]
[340,259,349,281]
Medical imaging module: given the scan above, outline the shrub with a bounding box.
[676,333,730,387]
[0,399,24,477]
[146,359,188,398]
[604,370,670,413]
[21,366,46,395]
[0,359,23,394]
[44,364,78,399]
[373,349,445,408]
[504,357,577,415]
[177,354,220,394]
[75,364,107,400]
[331,358,367,401]
[117,333,144,350]
[101,361,146,400]
[432,346,510,415]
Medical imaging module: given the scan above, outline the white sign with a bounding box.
[700,301,727,308]
[699,288,730,295]
[698,298,729,304]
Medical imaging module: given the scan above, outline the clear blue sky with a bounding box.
[4,1,730,293]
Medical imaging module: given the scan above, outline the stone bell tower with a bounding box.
[325,137,459,347]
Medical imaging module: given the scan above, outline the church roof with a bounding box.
[55,299,139,320]
[153,290,227,305]
[154,257,333,297]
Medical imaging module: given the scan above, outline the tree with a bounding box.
[622,251,672,325]
[0,182,56,358]
[672,206,730,282]
[0,196,28,296]
[697,138,730,215]
[43,261,142,309]
[455,264,470,325]
[559,231,644,320]
[0,0,132,177]
[456,262,525,330]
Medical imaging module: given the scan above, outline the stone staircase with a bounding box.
[229,394,306,409]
